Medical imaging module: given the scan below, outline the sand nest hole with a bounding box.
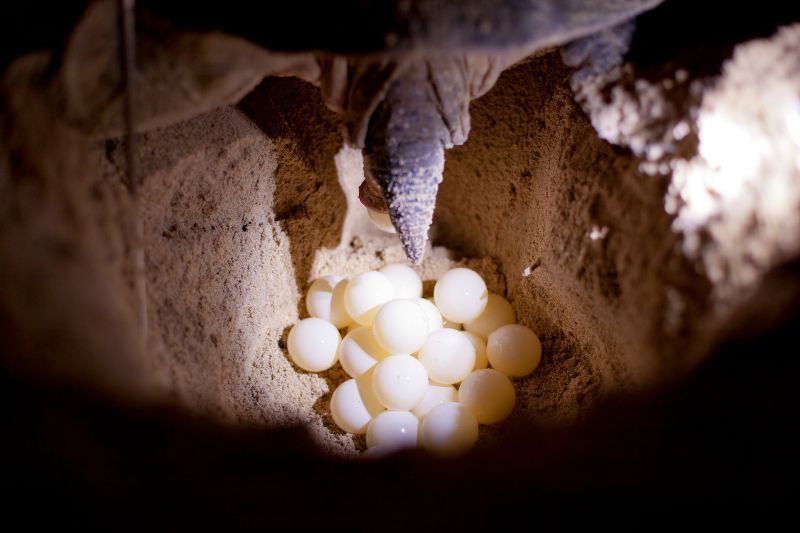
[2,15,800,461]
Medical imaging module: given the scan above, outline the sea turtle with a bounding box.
[53,0,665,263]
[310,0,664,263]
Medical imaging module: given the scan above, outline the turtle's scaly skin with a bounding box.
[364,63,449,263]
[323,53,506,262]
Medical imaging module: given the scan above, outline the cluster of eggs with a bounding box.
[287,264,542,457]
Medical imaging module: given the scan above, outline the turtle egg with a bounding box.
[372,354,428,411]
[305,275,351,328]
[344,270,395,326]
[287,317,340,372]
[366,411,419,451]
[458,369,516,424]
[433,268,488,324]
[380,263,422,299]
[372,299,429,354]
[411,383,458,419]
[330,373,384,434]
[464,293,515,339]
[419,298,444,333]
[418,329,475,385]
[362,445,394,459]
[339,326,389,378]
[487,324,542,377]
[367,208,396,234]
[420,402,479,457]
[462,331,488,370]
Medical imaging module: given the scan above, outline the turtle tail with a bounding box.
[362,63,449,264]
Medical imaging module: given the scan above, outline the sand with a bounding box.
[92,60,676,456]
[105,80,589,454]
[2,7,799,458]
[85,71,613,456]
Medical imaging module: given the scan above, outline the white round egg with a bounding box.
[458,369,516,424]
[287,317,340,372]
[418,298,444,333]
[372,354,428,411]
[433,268,488,324]
[411,383,458,419]
[420,402,479,457]
[464,293,515,339]
[372,299,429,354]
[418,329,475,385]
[380,264,423,299]
[487,324,542,377]
[338,326,389,378]
[330,375,384,434]
[366,411,419,451]
[305,275,352,328]
[461,331,488,370]
[361,445,394,459]
[344,271,395,326]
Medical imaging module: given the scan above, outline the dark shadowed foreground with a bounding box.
[2,259,797,526]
